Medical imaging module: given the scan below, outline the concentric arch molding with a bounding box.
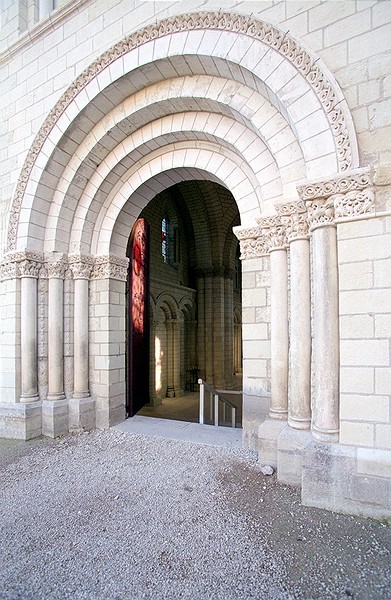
[7,10,356,252]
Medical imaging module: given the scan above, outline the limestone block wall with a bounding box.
[337,213,391,508]
[241,255,270,449]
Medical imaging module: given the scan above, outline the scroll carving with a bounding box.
[297,169,372,202]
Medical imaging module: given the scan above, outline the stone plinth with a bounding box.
[277,425,312,486]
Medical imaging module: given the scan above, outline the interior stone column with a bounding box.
[172,319,181,396]
[224,270,234,389]
[166,320,175,397]
[68,257,95,431]
[19,258,41,403]
[307,199,339,442]
[42,255,68,437]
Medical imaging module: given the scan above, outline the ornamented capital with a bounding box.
[260,216,287,251]
[333,188,375,219]
[19,259,41,278]
[46,260,66,279]
[0,251,43,280]
[276,200,309,242]
[91,255,129,281]
[306,198,335,231]
[68,255,94,280]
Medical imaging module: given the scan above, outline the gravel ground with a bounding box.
[0,428,390,600]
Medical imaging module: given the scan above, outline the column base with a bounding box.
[20,394,40,403]
[69,396,95,432]
[302,440,391,519]
[258,418,287,468]
[42,399,69,438]
[312,425,339,443]
[0,402,42,440]
[277,425,312,486]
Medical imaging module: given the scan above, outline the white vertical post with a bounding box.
[198,379,204,424]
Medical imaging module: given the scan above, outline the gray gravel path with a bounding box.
[0,428,390,599]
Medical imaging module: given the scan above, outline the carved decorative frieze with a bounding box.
[297,168,372,202]
[239,237,269,259]
[91,255,129,281]
[7,11,355,252]
[276,200,307,216]
[333,189,375,219]
[0,261,19,281]
[306,199,335,231]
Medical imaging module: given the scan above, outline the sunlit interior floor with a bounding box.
[137,382,243,428]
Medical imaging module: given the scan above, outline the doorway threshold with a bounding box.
[112,416,242,448]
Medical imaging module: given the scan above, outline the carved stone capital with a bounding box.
[276,201,309,242]
[259,216,287,251]
[0,252,43,280]
[306,198,335,231]
[91,255,129,281]
[19,259,41,278]
[333,188,375,219]
[46,260,66,279]
[68,255,94,280]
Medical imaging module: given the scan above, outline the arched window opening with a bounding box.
[162,214,180,267]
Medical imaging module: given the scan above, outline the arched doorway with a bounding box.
[2,11,359,447]
[127,181,242,421]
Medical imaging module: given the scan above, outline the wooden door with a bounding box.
[127,218,150,416]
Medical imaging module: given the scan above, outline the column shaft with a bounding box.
[47,277,65,400]
[20,276,39,401]
[73,278,89,398]
[288,238,311,429]
[270,248,288,419]
[311,225,339,441]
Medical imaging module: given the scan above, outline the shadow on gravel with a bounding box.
[217,460,391,599]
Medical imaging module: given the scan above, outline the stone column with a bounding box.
[68,257,95,431]
[42,255,68,437]
[267,218,289,420]
[256,216,289,466]
[306,199,339,442]
[275,202,312,486]
[19,259,41,403]
[166,320,175,397]
[172,319,181,396]
[280,202,311,430]
[224,270,234,389]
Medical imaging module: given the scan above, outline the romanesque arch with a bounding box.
[1,12,373,462]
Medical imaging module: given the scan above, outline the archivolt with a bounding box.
[7,10,359,253]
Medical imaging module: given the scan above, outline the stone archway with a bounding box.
[0,11,363,446]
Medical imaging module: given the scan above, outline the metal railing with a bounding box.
[198,378,238,428]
